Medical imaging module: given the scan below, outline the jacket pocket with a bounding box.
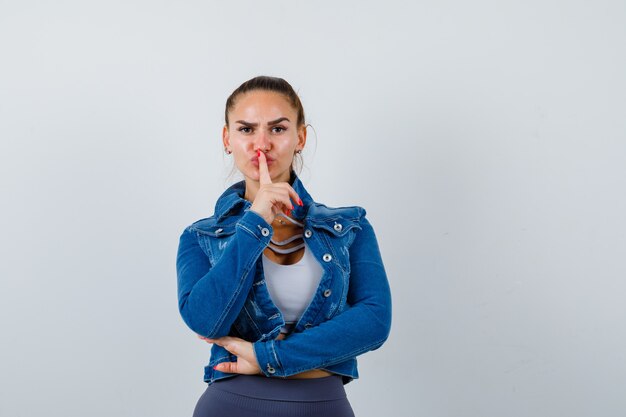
[309,217,361,273]
[196,225,236,265]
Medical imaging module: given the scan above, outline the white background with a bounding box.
[1,1,625,416]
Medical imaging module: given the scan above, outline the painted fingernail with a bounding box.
[213,365,218,370]
[298,199,303,206]
[257,150,260,157]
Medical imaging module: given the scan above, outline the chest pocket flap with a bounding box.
[308,217,361,237]
[193,223,237,264]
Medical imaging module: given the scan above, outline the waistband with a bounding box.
[209,374,347,402]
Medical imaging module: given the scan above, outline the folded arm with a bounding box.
[176,210,272,338]
[253,216,392,377]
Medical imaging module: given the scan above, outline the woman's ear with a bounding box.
[297,124,307,151]
[222,125,230,149]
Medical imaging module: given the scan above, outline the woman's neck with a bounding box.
[243,181,259,202]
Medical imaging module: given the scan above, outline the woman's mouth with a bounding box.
[251,156,275,166]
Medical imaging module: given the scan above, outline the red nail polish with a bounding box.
[298,199,303,206]
[213,365,218,370]
[257,150,260,157]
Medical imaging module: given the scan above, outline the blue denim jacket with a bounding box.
[176,172,392,385]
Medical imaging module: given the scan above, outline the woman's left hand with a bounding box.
[197,335,262,375]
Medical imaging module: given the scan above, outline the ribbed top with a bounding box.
[262,241,324,334]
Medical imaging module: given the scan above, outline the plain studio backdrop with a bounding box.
[1,1,625,416]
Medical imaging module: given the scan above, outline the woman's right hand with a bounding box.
[249,150,302,225]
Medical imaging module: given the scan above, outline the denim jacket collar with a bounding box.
[214,170,312,223]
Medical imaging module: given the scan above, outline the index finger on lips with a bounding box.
[257,150,272,185]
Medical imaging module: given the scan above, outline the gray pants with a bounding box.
[192,374,355,417]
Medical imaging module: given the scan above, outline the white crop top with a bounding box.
[261,241,324,334]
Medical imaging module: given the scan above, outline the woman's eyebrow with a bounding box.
[235,117,290,127]
[268,117,290,125]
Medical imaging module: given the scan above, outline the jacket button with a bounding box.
[304,229,312,238]
[215,228,223,234]
[323,289,332,297]
[266,364,276,374]
[261,228,270,237]
[322,253,332,262]
[304,323,313,329]
[333,223,342,232]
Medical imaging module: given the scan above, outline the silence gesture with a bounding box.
[249,150,302,225]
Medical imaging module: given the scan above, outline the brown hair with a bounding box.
[224,76,306,128]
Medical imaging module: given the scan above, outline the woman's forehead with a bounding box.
[231,90,295,120]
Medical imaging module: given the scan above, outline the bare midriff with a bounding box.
[274,332,333,379]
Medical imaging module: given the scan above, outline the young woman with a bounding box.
[176,76,392,417]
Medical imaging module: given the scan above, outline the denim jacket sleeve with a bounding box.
[252,214,392,377]
[176,210,273,338]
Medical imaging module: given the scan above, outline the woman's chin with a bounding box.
[242,170,264,183]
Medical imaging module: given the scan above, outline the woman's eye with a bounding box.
[238,127,252,133]
[272,126,286,133]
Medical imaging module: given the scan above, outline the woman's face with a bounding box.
[223,90,306,184]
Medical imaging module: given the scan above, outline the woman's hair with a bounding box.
[225,76,306,128]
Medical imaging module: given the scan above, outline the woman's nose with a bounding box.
[253,131,271,151]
